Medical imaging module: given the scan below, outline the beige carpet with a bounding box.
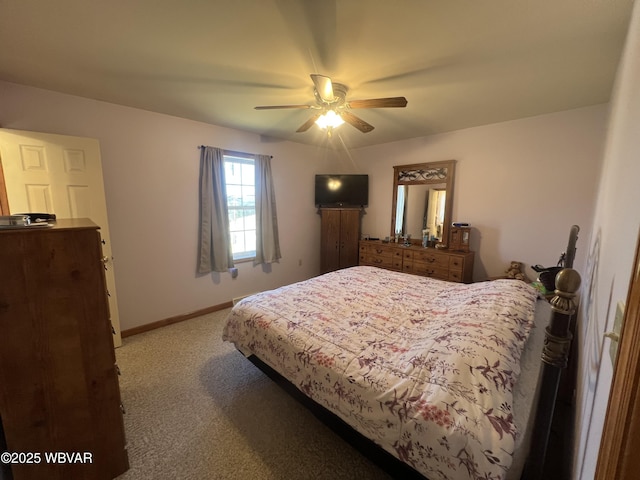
[114,309,392,480]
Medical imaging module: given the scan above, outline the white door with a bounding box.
[0,128,123,347]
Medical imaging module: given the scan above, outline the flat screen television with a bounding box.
[315,174,368,207]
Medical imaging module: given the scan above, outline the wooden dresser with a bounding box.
[359,240,475,283]
[0,219,128,480]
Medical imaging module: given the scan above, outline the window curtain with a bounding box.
[254,154,281,265]
[198,146,234,274]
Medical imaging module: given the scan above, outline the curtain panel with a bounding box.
[198,146,234,274]
[254,154,282,265]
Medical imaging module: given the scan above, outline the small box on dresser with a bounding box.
[449,226,471,252]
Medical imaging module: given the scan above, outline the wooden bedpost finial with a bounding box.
[550,268,581,316]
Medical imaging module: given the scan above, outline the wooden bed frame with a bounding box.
[242,266,581,480]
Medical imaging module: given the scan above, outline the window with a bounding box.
[224,155,255,261]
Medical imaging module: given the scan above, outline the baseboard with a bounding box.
[232,293,258,305]
[121,301,233,338]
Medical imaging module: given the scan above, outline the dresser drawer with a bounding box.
[360,244,394,257]
[448,270,464,282]
[412,250,450,269]
[449,256,465,272]
[360,243,404,270]
[361,253,397,269]
[406,261,449,280]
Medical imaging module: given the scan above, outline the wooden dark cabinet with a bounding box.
[0,219,128,480]
[319,208,362,274]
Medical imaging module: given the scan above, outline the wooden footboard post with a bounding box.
[521,268,581,480]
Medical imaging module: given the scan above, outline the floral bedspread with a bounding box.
[222,266,539,480]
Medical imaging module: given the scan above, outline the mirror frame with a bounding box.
[390,159,456,247]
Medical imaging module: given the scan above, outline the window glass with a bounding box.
[224,155,256,261]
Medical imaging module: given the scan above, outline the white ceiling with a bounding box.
[0,0,633,149]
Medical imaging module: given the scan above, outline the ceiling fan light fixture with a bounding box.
[255,74,406,135]
[315,110,344,130]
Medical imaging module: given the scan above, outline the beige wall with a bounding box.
[0,79,609,330]
[348,104,607,281]
[574,2,640,477]
[0,80,342,330]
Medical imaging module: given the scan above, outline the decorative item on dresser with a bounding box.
[319,207,363,274]
[359,240,474,283]
[449,226,471,252]
[0,218,128,480]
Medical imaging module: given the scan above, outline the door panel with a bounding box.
[340,209,361,268]
[0,128,123,346]
[320,209,341,273]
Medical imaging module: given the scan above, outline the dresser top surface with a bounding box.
[0,217,99,235]
[360,239,473,257]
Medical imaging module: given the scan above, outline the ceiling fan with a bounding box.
[254,74,408,134]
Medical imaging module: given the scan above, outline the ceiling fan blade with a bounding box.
[296,113,321,132]
[340,111,374,133]
[348,97,408,109]
[310,74,334,103]
[254,104,313,110]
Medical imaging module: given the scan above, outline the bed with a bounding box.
[222,265,580,480]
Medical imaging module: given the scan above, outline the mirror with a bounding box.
[390,160,456,247]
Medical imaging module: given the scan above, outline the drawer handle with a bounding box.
[375,249,383,254]
[374,258,383,264]
[120,403,126,415]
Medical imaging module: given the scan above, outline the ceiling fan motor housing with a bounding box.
[315,82,348,107]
